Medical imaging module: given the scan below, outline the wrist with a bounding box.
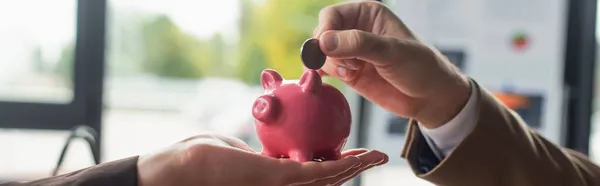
[137,152,177,186]
[416,76,471,129]
[137,155,156,186]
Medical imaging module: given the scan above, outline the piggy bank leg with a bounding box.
[318,151,342,161]
[289,150,313,162]
[261,150,281,159]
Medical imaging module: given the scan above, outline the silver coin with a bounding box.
[300,38,326,70]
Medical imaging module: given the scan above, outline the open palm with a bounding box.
[138,134,388,186]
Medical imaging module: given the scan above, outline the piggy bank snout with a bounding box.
[252,95,279,123]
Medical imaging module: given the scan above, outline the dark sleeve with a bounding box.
[412,131,442,174]
[1,156,139,186]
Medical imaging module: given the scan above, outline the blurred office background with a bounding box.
[0,0,596,185]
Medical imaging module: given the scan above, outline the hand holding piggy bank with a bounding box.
[252,69,351,162]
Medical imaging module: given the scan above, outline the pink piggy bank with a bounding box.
[252,69,351,162]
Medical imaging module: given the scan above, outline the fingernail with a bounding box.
[376,155,389,165]
[337,66,347,78]
[323,32,338,52]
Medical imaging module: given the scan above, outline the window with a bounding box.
[0,0,100,180]
[101,0,351,159]
[1,0,594,185]
[587,0,600,162]
[0,0,75,104]
[361,0,576,185]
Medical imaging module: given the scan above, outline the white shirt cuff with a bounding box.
[419,82,479,159]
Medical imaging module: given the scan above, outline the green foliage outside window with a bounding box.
[56,0,345,88]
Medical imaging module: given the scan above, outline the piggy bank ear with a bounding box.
[299,70,322,93]
[261,69,283,91]
[252,95,280,123]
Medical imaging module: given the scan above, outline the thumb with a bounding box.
[318,29,410,67]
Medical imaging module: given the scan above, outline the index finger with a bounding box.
[313,0,386,38]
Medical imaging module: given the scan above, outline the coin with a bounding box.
[300,38,326,70]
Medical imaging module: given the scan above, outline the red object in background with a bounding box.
[511,32,530,52]
[494,92,530,109]
[252,69,351,162]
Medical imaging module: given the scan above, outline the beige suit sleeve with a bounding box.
[401,80,600,186]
